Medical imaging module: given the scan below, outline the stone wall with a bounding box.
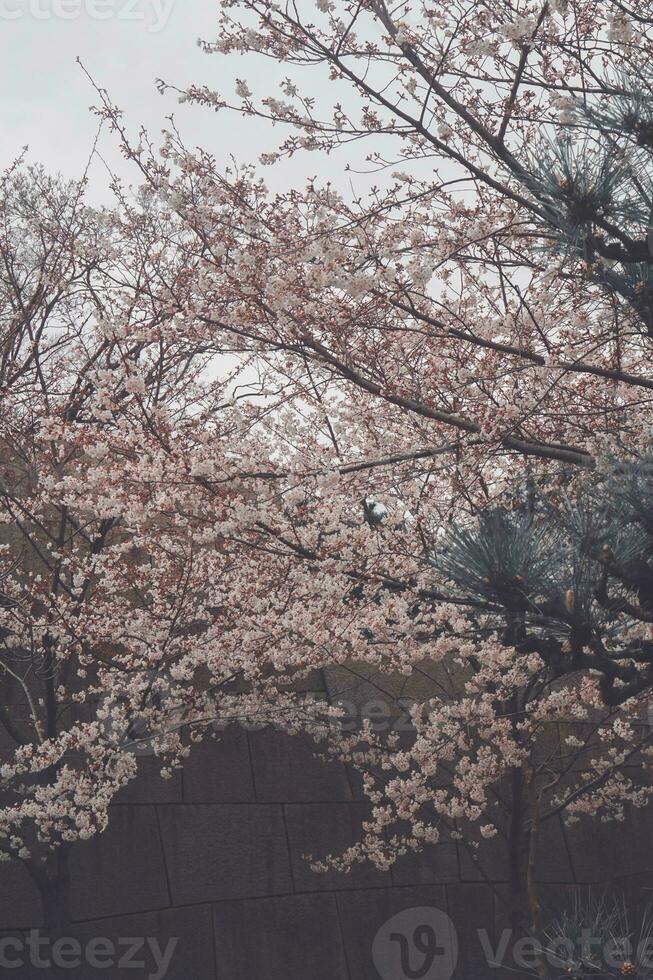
[1,669,652,979]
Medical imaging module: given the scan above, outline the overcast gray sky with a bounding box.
[0,1,330,201]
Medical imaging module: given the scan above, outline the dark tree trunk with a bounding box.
[507,771,550,978]
[38,846,72,931]
[507,768,529,935]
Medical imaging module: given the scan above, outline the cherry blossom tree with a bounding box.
[0,161,356,925]
[153,0,653,939]
[2,0,653,946]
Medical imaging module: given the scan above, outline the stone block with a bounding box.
[157,804,292,904]
[336,884,449,980]
[69,807,169,921]
[284,802,390,892]
[182,728,255,803]
[249,729,352,803]
[213,893,348,980]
